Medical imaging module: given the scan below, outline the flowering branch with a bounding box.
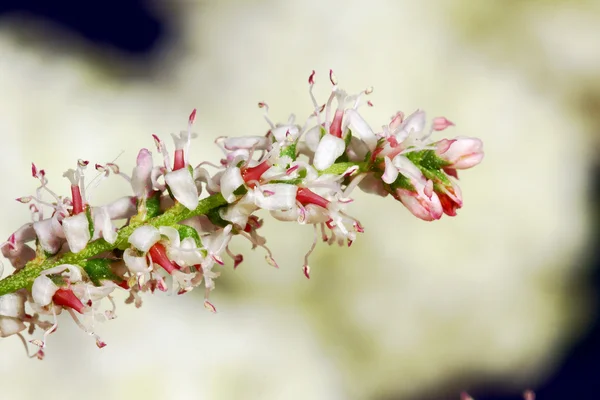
[0,193,228,297]
[0,70,483,358]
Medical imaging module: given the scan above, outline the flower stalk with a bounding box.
[0,70,483,357]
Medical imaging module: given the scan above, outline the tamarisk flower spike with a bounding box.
[0,72,483,357]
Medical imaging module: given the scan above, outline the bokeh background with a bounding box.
[0,1,598,399]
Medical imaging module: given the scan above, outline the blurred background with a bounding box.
[0,0,598,399]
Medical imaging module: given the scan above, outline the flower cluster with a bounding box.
[0,71,483,358]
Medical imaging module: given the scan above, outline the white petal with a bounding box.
[128,225,160,252]
[314,135,346,171]
[92,207,118,244]
[392,155,424,184]
[32,275,59,306]
[105,196,137,220]
[382,157,399,184]
[62,213,91,253]
[270,207,299,222]
[0,317,26,337]
[167,237,204,267]
[396,110,426,141]
[220,167,245,203]
[159,226,181,247]
[304,126,322,152]
[123,248,151,274]
[346,109,377,151]
[72,283,115,304]
[254,184,298,211]
[219,192,259,227]
[165,168,199,210]
[131,148,154,197]
[0,293,25,318]
[42,264,83,283]
[33,219,62,254]
[271,124,300,142]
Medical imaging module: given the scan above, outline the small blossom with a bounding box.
[435,136,484,169]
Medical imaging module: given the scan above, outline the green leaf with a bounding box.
[175,224,202,247]
[145,193,162,219]
[279,143,297,161]
[83,259,121,287]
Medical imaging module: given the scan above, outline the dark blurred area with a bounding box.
[0,1,598,399]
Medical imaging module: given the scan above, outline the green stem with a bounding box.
[0,193,227,297]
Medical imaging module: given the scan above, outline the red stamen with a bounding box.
[329,110,344,138]
[53,288,85,314]
[173,149,185,171]
[296,187,330,209]
[116,280,130,290]
[241,161,270,185]
[149,243,180,275]
[308,70,316,85]
[188,108,197,125]
[70,185,84,215]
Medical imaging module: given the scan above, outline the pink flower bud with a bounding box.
[431,117,454,131]
[393,188,443,221]
[435,137,484,169]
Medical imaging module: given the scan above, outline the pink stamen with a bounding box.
[70,185,84,215]
[53,288,85,314]
[233,254,243,269]
[189,108,197,125]
[303,264,310,279]
[308,70,316,85]
[286,165,300,175]
[329,69,338,85]
[31,163,38,178]
[296,187,330,209]
[148,243,180,275]
[173,149,185,171]
[329,110,344,138]
[241,161,270,185]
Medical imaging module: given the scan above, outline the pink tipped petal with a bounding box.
[131,148,154,198]
[424,180,434,199]
[432,117,455,131]
[435,139,456,155]
[436,137,484,169]
[389,111,405,131]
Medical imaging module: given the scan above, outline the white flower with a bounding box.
[164,168,199,210]
[220,166,245,203]
[313,134,346,171]
[253,184,297,211]
[62,212,91,253]
[128,225,161,252]
[32,264,83,306]
[159,226,204,267]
